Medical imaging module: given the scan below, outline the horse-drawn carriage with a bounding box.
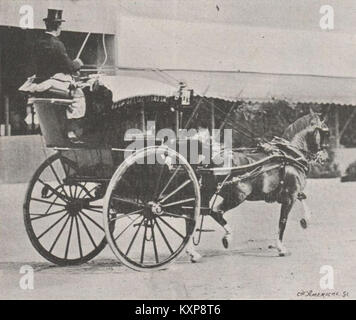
[23,74,329,271]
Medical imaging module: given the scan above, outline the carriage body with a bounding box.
[25,75,299,270]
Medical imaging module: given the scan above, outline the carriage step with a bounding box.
[195,229,215,233]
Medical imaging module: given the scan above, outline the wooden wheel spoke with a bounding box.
[80,211,104,232]
[154,218,174,254]
[76,183,87,199]
[162,211,194,221]
[125,218,145,256]
[159,180,191,204]
[110,209,144,222]
[61,160,69,176]
[111,195,145,208]
[151,221,159,263]
[37,212,68,240]
[31,197,66,207]
[75,216,83,258]
[157,216,185,239]
[80,185,97,200]
[43,195,61,215]
[73,185,78,198]
[49,215,71,253]
[48,162,70,198]
[153,165,165,199]
[140,223,148,264]
[161,198,195,208]
[68,184,74,199]
[86,185,99,195]
[64,217,74,259]
[30,208,67,221]
[157,165,181,200]
[77,213,97,249]
[114,215,142,241]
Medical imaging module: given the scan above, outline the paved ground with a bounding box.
[1,179,355,300]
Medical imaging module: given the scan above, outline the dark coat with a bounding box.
[34,33,81,82]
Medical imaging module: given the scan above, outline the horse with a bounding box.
[186,110,329,261]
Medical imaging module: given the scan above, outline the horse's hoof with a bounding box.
[222,237,229,249]
[300,218,307,229]
[278,251,291,257]
[190,253,202,263]
[222,234,232,249]
[186,249,202,263]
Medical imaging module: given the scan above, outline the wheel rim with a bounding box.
[24,154,107,265]
[104,147,200,270]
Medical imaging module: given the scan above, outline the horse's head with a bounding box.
[305,112,330,153]
[283,111,329,160]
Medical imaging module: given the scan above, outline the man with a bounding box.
[34,9,83,82]
[32,9,85,142]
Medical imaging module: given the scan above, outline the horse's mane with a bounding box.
[282,113,318,141]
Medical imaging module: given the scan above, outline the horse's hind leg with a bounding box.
[208,195,233,248]
[277,197,295,256]
[210,210,233,249]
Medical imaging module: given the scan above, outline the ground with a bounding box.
[0,179,355,300]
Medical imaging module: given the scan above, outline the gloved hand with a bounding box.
[74,58,84,68]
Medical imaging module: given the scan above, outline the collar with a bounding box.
[45,31,57,37]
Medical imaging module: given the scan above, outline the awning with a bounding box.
[110,69,356,106]
[99,74,179,108]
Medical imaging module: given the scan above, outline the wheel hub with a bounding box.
[66,201,83,217]
[148,201,163,216]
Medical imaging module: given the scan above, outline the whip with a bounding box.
[76,32,91,60]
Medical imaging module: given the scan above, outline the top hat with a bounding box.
[43,9,65,22]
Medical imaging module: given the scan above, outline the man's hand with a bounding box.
[74,58,84,68]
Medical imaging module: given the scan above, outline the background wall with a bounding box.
[0,135,53,184]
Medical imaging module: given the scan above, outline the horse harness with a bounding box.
[214,140,309,196]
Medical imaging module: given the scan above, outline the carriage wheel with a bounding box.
[103,146,201,271]
[24,153,107,266]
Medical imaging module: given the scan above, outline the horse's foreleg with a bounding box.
[185,240,202,263]
[298,193,312,229]
[277,198,295,256]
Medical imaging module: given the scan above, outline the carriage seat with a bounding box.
[21,74,113,148]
